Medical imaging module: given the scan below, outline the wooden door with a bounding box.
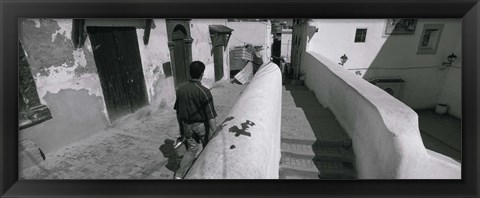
[172,27,189,86]
[173,40,188,85]
[87,27,148,122]
[213,45,224,81]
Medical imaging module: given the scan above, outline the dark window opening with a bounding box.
[355,28,367,43]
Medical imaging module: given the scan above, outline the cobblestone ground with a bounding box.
[20,81,246,179]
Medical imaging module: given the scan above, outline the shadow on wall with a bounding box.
[229,120,255,137]
[361,40,444,111]
[304,19,460,114]
[359,22,460,112]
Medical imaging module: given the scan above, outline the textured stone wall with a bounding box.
[19,19,110,154]
[18,19,176,155]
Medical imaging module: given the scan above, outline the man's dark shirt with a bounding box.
[174,80,217,124]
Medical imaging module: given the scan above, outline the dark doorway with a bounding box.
[213,46,224,81]
[172,25,189,86]
[87,27,149,122]
[272,33,282,66]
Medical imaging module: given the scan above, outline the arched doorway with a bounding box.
[166,20,193,87]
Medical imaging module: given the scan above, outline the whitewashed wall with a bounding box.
[438,35,462,118]
[190,19,230,88]
[306,19,462,117]
[302,51,460,179]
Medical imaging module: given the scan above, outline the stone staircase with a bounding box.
[280,84,357,179]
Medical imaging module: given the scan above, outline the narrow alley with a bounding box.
[280,84,356,179]
[20,81,246,179]
[16,18,462,180]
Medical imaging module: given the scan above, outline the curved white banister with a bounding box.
[303,51,460,179]
[185,62,282,179]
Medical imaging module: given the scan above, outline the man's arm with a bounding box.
[208,118,217,140]
[202,90,217,140]
[177,115,184,137]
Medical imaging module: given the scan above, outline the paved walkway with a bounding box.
[20,81,246,179]
[416,110,461,162]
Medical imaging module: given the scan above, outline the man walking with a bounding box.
[173,61,217,179]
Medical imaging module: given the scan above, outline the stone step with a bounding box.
[281,140,354,163]
[280,155,318,173]
[288,91,320,107]
[312,146,355,163]
[281,105,308,121]
[280,136,352,147]
[280,102,353,148]
[279,152,357,179]
[281,137,316,146]
[315,160,356,179]
[281,108,317,141]
[283,80,305,86]
[315,138,352,148]
[284,84,308,91]
[280,85,357,179]
[282,102,297,110]
[279,167,319,179]
[281,142,315,158]
[282,91,297,108]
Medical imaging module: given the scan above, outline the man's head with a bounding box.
[189,61,205,80]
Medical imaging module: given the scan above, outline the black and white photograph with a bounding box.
[18,18,462,180]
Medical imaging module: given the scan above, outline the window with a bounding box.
[417,24,444,54]
[354,28,367,43]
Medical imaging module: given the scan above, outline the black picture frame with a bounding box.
[1,0,479,197]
